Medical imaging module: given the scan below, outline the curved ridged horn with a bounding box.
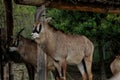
[35,5,45,22]
[17,28,25,37]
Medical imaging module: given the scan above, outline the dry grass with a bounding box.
[12,63,29,80]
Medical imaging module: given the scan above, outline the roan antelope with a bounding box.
[0,28,35,80]
[109,72,120,80]
[9,29,59,80]
[110,55,120,75]
[32,17,94,80]
[108,56,120,80]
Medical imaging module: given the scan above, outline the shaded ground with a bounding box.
[67,59,113,80]
[67,60,113,80]
[11,60,113,80]
[12,63,29,80]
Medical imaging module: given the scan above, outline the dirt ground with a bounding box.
[11,62,112,80]
[12,63,29,80]
[12,63,54,80]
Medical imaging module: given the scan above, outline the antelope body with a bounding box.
[108,72,120,80]
[110,56,120,75]
[107,55,120,80]
[9,34,56,80]
[32,18,94,80]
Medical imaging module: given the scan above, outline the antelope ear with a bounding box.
[45,17,52,22]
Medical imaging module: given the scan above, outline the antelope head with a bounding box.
[9,28,25,52]
[32,17,52,40]
[31,5,46,39]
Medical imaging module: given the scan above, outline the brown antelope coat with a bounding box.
[110,56,120,75]
[9,35,56,80]
[10,35,55,70]
[32,18,94,80]
[109,72,120,80]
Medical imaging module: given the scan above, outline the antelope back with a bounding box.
[110,56,120,75]
[109,72,120,80]
[10,35,38,67]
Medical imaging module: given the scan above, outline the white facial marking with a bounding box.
[31,33,39,39]
[9,47,17,52]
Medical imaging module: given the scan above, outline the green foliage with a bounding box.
[13,3,36,37]
[47,8,120,40]
[47,8,120,39]
[48,9,90,34]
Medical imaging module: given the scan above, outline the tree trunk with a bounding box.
[4,0,14,46]
[98,41,107,80]
[4,0,14,80]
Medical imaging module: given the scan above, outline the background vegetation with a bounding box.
[0,0,120,79]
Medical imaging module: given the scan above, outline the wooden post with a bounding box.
[4,0,14,46]
[4,0,14,80]
[0,27,7,80]
[35,5,46,80]
[37,45,46,80]
[0,46,3,80]
[0,28,3,80]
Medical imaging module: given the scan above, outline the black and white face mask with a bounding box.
[9,36,23,52]
[32,23,42,39]
[32,23,42,34]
